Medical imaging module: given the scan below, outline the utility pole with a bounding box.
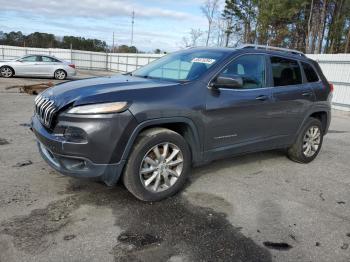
[131,10,135,46]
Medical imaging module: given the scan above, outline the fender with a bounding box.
[294,104,330,141]
[120,117,203,164]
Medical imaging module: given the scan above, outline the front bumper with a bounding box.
[37,141,125,185]
[31,111,137,185]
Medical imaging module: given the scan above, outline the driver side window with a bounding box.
[20,56,38,62]
[218,54,266,89]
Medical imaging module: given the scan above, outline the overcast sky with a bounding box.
[0,0,214,52]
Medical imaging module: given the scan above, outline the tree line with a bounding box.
[0,31,140,53]
[184,0,350,53]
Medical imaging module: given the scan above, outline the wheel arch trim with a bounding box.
[0,65,15,76]
[297,106,330,137]
[120,117,202,164]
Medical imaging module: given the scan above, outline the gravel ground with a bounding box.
[0,72,349,262]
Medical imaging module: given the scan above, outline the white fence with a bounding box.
[307,54,350,111]
[0,45,349,111]
[0,45,163,73]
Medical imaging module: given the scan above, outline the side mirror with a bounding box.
[211,75,243,89]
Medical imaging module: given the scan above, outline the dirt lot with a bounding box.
[0,72,349,262]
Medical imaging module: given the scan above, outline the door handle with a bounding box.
[302,92,312,97]
[255,95,268,101]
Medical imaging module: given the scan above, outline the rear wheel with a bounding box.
[54,69,67,80]
[287,118,323,163]
[122,128,191,201]
[0,66,14,78]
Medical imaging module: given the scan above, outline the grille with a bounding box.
[34,95,58,128]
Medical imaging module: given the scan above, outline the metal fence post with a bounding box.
[90,53,93,70]
[106,52,108,71]
[126,55,129,73]
[70,44,73,63]
[1,46,4,60]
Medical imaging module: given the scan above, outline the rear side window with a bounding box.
[41,56,59,62]
[270,57,302,86]
[302,62,319,82]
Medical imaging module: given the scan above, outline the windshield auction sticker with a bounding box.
[191,58,216,64]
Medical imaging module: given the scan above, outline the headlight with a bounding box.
[66,102,128,114]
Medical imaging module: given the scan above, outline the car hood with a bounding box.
[41,74,179,109]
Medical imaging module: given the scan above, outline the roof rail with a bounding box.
[239,44,305,57]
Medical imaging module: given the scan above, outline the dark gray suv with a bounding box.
[31,45,332,201]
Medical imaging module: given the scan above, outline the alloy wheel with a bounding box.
[139,142,184,193]
[1,67,13,77]
[303,126,321,157]
[55,70,66,80]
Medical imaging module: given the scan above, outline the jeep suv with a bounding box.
[31,45,332,201]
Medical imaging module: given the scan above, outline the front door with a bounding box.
[204,54,276,158]
[14,55,38,75]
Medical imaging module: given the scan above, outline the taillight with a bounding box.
[329,83,334,92]
[69,64,76,69]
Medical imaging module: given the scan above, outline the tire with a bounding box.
[122,128,191,201]
[54,69,67,80]
[0,66,14,78]
[287,118,323,163]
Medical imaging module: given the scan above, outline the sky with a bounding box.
[0,0,215,52]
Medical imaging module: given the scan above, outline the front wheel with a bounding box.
[54,69,67,80]
[287,118,323,163]
[122,128,191,201]
[0,66,14,78]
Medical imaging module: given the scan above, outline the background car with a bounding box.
[0,54,76,80]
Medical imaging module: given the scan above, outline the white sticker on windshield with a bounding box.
[191,58,216,64]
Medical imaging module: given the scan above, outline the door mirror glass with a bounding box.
[212,76,243,89]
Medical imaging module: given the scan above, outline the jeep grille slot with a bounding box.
[34,95,57,128]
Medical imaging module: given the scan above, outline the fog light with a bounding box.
[63,126,87,143]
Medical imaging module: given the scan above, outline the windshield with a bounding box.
[132,50,227,81]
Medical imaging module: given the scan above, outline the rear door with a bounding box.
[35,56,58,76]
[269,56,315,140]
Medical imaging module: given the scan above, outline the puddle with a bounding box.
[263,241,293,251]
[328,130,348,134]
[12,160,33,168]
[0,180,272,261]
[63,234,76,241]
[117,232,162,248]
[19,123,31,127]
[0,138,9,145]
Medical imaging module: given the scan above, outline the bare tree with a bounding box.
[181,36,191,48]
[181,28,204,48]
[214,17,226,47]
[189,28,204,47]
[201,0,220,46]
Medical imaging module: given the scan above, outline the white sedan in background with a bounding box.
[0,55,76,80]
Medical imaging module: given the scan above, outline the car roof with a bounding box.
[21,54,58,58]
[187,46,312,63]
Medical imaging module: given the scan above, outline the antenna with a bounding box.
[131,10,135,46]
